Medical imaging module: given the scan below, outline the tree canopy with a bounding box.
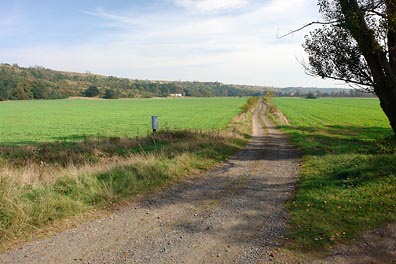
[304,0,396,134]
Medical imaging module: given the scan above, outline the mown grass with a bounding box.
[271,97,396,251]
[0,98,255,250]
[0,97,246,145]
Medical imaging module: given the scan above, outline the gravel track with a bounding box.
[0,101,299,264]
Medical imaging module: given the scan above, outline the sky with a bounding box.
[0,0,345,88]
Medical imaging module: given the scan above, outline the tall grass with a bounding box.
[0,98,256,249]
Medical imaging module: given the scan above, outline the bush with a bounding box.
[83,86,99,97]
[103,89,119,99]
[305,92,317,99]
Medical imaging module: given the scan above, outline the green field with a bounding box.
[0,97,255,248]
[272,98,396,251]
[0,97,246,145]
[273,98,390,140]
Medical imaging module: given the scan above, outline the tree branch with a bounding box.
[276,20,341,39]
[298,57,374,88]
[308,72,375,90]
[361,8,386,17]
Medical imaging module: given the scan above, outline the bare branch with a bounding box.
[277,20,341,39]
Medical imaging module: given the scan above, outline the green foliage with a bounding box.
[305,92,317,99]
[0,64,266,100]
[304,1,396,135]
[0,63,377,101]
[0,98,246,145]
[103,88,119,99]
[83,85,99,97]
[242,97,259,113]
[271,98,396,251]
[0,64,69,100]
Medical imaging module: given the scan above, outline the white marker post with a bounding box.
[152,115,158,133]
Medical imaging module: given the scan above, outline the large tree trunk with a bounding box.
[376,86,396,135]
[339,0,396,135]
[383,104,396,135]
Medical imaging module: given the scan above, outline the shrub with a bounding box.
[83,86,99,97]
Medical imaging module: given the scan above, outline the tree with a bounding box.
[12,80,33,100]
[303,0,396,134]
[103,88,119,99]
[305,92,318,99]
[31,81,49,99]
[83,85,99,97]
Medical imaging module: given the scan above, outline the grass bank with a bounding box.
[0,98,256,250]
[269,98,396,251]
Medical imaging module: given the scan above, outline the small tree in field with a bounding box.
[303,0,396,135]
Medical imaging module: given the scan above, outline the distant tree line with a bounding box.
[0,64,265,100]
[0,63,376,101]
[272,87,375,98]
[0,64,70,100]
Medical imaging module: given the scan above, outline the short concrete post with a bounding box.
[152,115,158,132]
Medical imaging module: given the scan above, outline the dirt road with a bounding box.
[0,102,299,263]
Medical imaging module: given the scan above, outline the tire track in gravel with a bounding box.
[0,100,299,264]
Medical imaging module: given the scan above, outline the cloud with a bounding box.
[172,0,248,12]
[83,8,142,29]
[0,0,341,87]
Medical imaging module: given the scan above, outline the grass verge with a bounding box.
[268,98,396,251]
[0,98,256,250]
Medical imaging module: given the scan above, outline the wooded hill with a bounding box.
[0,64,269,100]
[0,63,375,100]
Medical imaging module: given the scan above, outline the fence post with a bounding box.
[152,115,158,132]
